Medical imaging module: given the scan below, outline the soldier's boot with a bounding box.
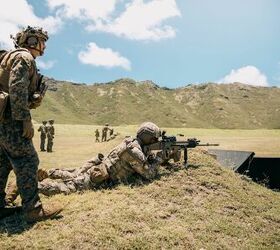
[37,169,49,181]
[5,182,19,206]
[24,203,63,223]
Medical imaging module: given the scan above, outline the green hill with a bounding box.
[32,78,280,129]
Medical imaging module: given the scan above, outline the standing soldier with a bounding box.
[95,129,100,142]
[101,123,109,142]
[0,26,62,222]
[46,119,55,152]
[38,120,47,151]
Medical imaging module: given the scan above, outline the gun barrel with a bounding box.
[197,143,219,146]
[171,142,219,147]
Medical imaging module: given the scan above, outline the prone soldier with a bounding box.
[6,122,164,197]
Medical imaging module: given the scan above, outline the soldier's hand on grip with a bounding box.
[22,120,34,139]
[29,93,43,109]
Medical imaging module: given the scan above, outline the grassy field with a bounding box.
[35,124,280,170]
[0,124,279,249]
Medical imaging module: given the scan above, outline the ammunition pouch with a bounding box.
[0,90,9,122]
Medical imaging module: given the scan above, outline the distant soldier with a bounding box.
[46,119,55,152]
[101,123,109,142]
[38,121,47,151]
[95,129,100,142]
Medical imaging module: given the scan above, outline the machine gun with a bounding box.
[143,131,219,168]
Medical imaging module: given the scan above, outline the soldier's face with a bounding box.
[29,39,46,58]
[38,40,46,55]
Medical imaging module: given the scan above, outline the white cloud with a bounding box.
[219,66,269,86]
[0,0,62,49]
[47,0,181,41]
[87,0,181,41]
[47,0,117,21]
[37,59,56,70]
[78,42,131,70]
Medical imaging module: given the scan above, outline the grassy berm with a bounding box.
[0,150,279,249]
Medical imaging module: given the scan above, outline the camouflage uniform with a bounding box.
[38,135,162,196]
[95,129,100,142]
[0,48,41,211]
[101,124,109,142]
[46,120,55,152]
[38,121,47,151]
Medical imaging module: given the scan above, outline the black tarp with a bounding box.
[208,149,279,190]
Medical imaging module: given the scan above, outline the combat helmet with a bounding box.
[11,26,48,49]
[136,122,161,145]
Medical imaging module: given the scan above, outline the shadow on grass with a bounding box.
[0,211,63,235]
[0,212,33,235]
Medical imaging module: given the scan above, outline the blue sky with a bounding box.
[0,0,279,88]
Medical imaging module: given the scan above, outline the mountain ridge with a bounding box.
[32,77,280,129]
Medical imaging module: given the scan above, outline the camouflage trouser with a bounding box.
[38,173,92,196]
[40,135,46,151]
[47,136,53,152]
[0,118,41,211]
[38,161,109,196]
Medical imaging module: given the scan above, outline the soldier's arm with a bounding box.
[9,55,32,120]
[129,147,161,180]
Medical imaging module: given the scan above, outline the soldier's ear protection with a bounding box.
[26,36,39,48]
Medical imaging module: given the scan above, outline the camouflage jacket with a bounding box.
[47,125,55,138]
[38,125,47,136]
[103,137,161,182]
[0,48,38,120]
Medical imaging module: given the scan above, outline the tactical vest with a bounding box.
[0,48,38,93]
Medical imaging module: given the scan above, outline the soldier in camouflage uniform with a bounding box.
[38,120,47,151]
[6,122,163,197]
[0,26,62,222]
[95,129,100,142]
[46,119,55,152]
[101,123,109,142]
